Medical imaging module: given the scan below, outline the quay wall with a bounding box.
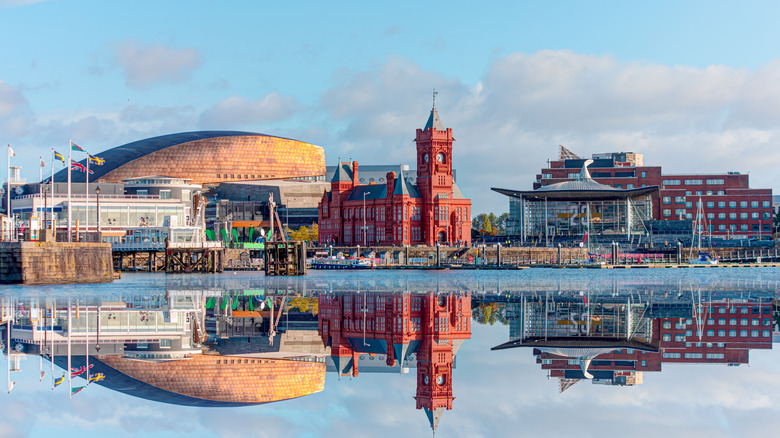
[0,241,113,284]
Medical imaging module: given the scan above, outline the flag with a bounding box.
[7,145,15,157]
[88,373,105,383]
[70,161,86,172]
[88,154,105,165]
[40,157,46,168]
[54,150,65,164]
[71,143,86,152]
[7,381,15,394]
[70,364,94,377]
[70,386,86,396]
[53,373,66,388]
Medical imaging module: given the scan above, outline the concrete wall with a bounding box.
[0,241,113,284]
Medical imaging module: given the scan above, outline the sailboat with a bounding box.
[689,197,718,265]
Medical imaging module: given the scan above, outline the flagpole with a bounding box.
[51,300,55,389]
[67,141,72,242]
[6,145,11,241]
[50,149,55,234]
[67,298,71,396]
[85,156,89,235]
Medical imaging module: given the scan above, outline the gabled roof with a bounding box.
[393,169,421,198]
[424,108,445,131]
[347,184,387,201]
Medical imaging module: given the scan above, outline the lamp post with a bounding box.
[363,192,367,247]
[95,186,101,239]
[43,182,49,238]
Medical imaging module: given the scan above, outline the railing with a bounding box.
[112,240,224,251]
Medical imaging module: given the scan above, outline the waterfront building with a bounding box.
[509,146,773,239]
[493,160,658,244]
[318,291,471,433]
[495,292,773,392]
[318,104,472,245]
[51,131,326,185]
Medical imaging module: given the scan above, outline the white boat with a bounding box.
[310,257,375,269]
[689,197,718,265]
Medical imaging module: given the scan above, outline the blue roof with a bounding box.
[347,184,387,201]
[347,338,388,354]
[331,162,353,183]
[424,108,445,130]
[53,131,291,183]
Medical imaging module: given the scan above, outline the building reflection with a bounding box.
[318,290,471,433]
[491,288,775,392]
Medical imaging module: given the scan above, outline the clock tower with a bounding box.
[416,91,454,202]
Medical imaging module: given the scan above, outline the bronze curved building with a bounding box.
[62,354,326,407]
[53,131,325,185]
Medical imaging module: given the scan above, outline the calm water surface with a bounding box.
[1,268,779,438]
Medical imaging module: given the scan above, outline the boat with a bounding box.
[689,197,718,265]
[310,257,375,269]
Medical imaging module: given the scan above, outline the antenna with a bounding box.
[432,89,438,109]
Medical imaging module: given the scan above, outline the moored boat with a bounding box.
[310,257,375,269]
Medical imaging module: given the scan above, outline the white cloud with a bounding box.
[198,93,302,129]
[110,39,201,89]
[316,51,780,214]
[0,79,32,136]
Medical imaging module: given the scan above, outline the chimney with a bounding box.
[352,161,359,189]
[386,171,396,199]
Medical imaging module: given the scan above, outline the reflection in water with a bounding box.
[490,287,775,392]
[1,274,778,433]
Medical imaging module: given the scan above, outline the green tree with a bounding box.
[483,216,493,235]
[289,224,319,242]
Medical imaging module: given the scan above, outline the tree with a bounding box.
[288,297,318,315]
[289,224,319,242]
[483,216,493,235]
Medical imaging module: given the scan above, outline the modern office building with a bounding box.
[514,146,773,238]
[52,131,326,185]
[318,104,472,246]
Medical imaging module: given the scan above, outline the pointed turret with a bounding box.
[425,407,446,433]
[424,107,444,131]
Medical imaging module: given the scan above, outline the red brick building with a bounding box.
[318,291,471,433]
[533,147,773,237]
[318,104,472,246]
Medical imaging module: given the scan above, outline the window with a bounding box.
[751,319,759,326]
[717,330,725,336]
[718,318,725,325]
[160,339,172,348]
[729,318,737,325]
[675,334,686,342]
[664,180,681,186]
[763,201,770,208]
[718,191,725,195]
[706,329,714,336]
[627,184,634,189]
[706,201,715,208]
[751,201,759,208]
[729,201,737,208]
[706,179,724,185]
[740,212,748,219]
[751,330,759,337]
[685,201,693,208]
[663,321,672,329]
[685,179,703,185]
[719,213,726,219]
[663,352,681,359]
[740,201,748,208]
[740,330,748,337]
[707,213,715,220]
[751,212,759,219]
[706,353,725,359]
[685,353,703,359]
[663,334,671,341]
[662,196,671,204]
[663,209,672,218]
[718,201,726,208]
[729,213,737,219]
[136,189,148,197]
[159,190,171,199]
[741,224,748,231]
[641,171,647,178]
[675,196,686,204]
[729,330,737,337]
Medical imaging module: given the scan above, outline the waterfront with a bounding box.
[2,269,779,438]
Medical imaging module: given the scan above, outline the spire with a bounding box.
[424,89,445,130]
[425,407,445,432]
[332,158,352,183]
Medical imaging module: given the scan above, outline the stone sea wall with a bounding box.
[0,241,113,284]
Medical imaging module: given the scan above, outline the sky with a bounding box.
[2,0,780,214]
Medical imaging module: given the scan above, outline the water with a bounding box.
[1,269,779,438]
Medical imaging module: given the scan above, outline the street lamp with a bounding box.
[95,186,101,238]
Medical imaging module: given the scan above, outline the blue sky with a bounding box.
[3,0,780,213]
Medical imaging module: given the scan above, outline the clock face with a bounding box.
[436,153,444,163]
[423,153,429,163]
[436,375,444,385]
[14,186,24,196]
